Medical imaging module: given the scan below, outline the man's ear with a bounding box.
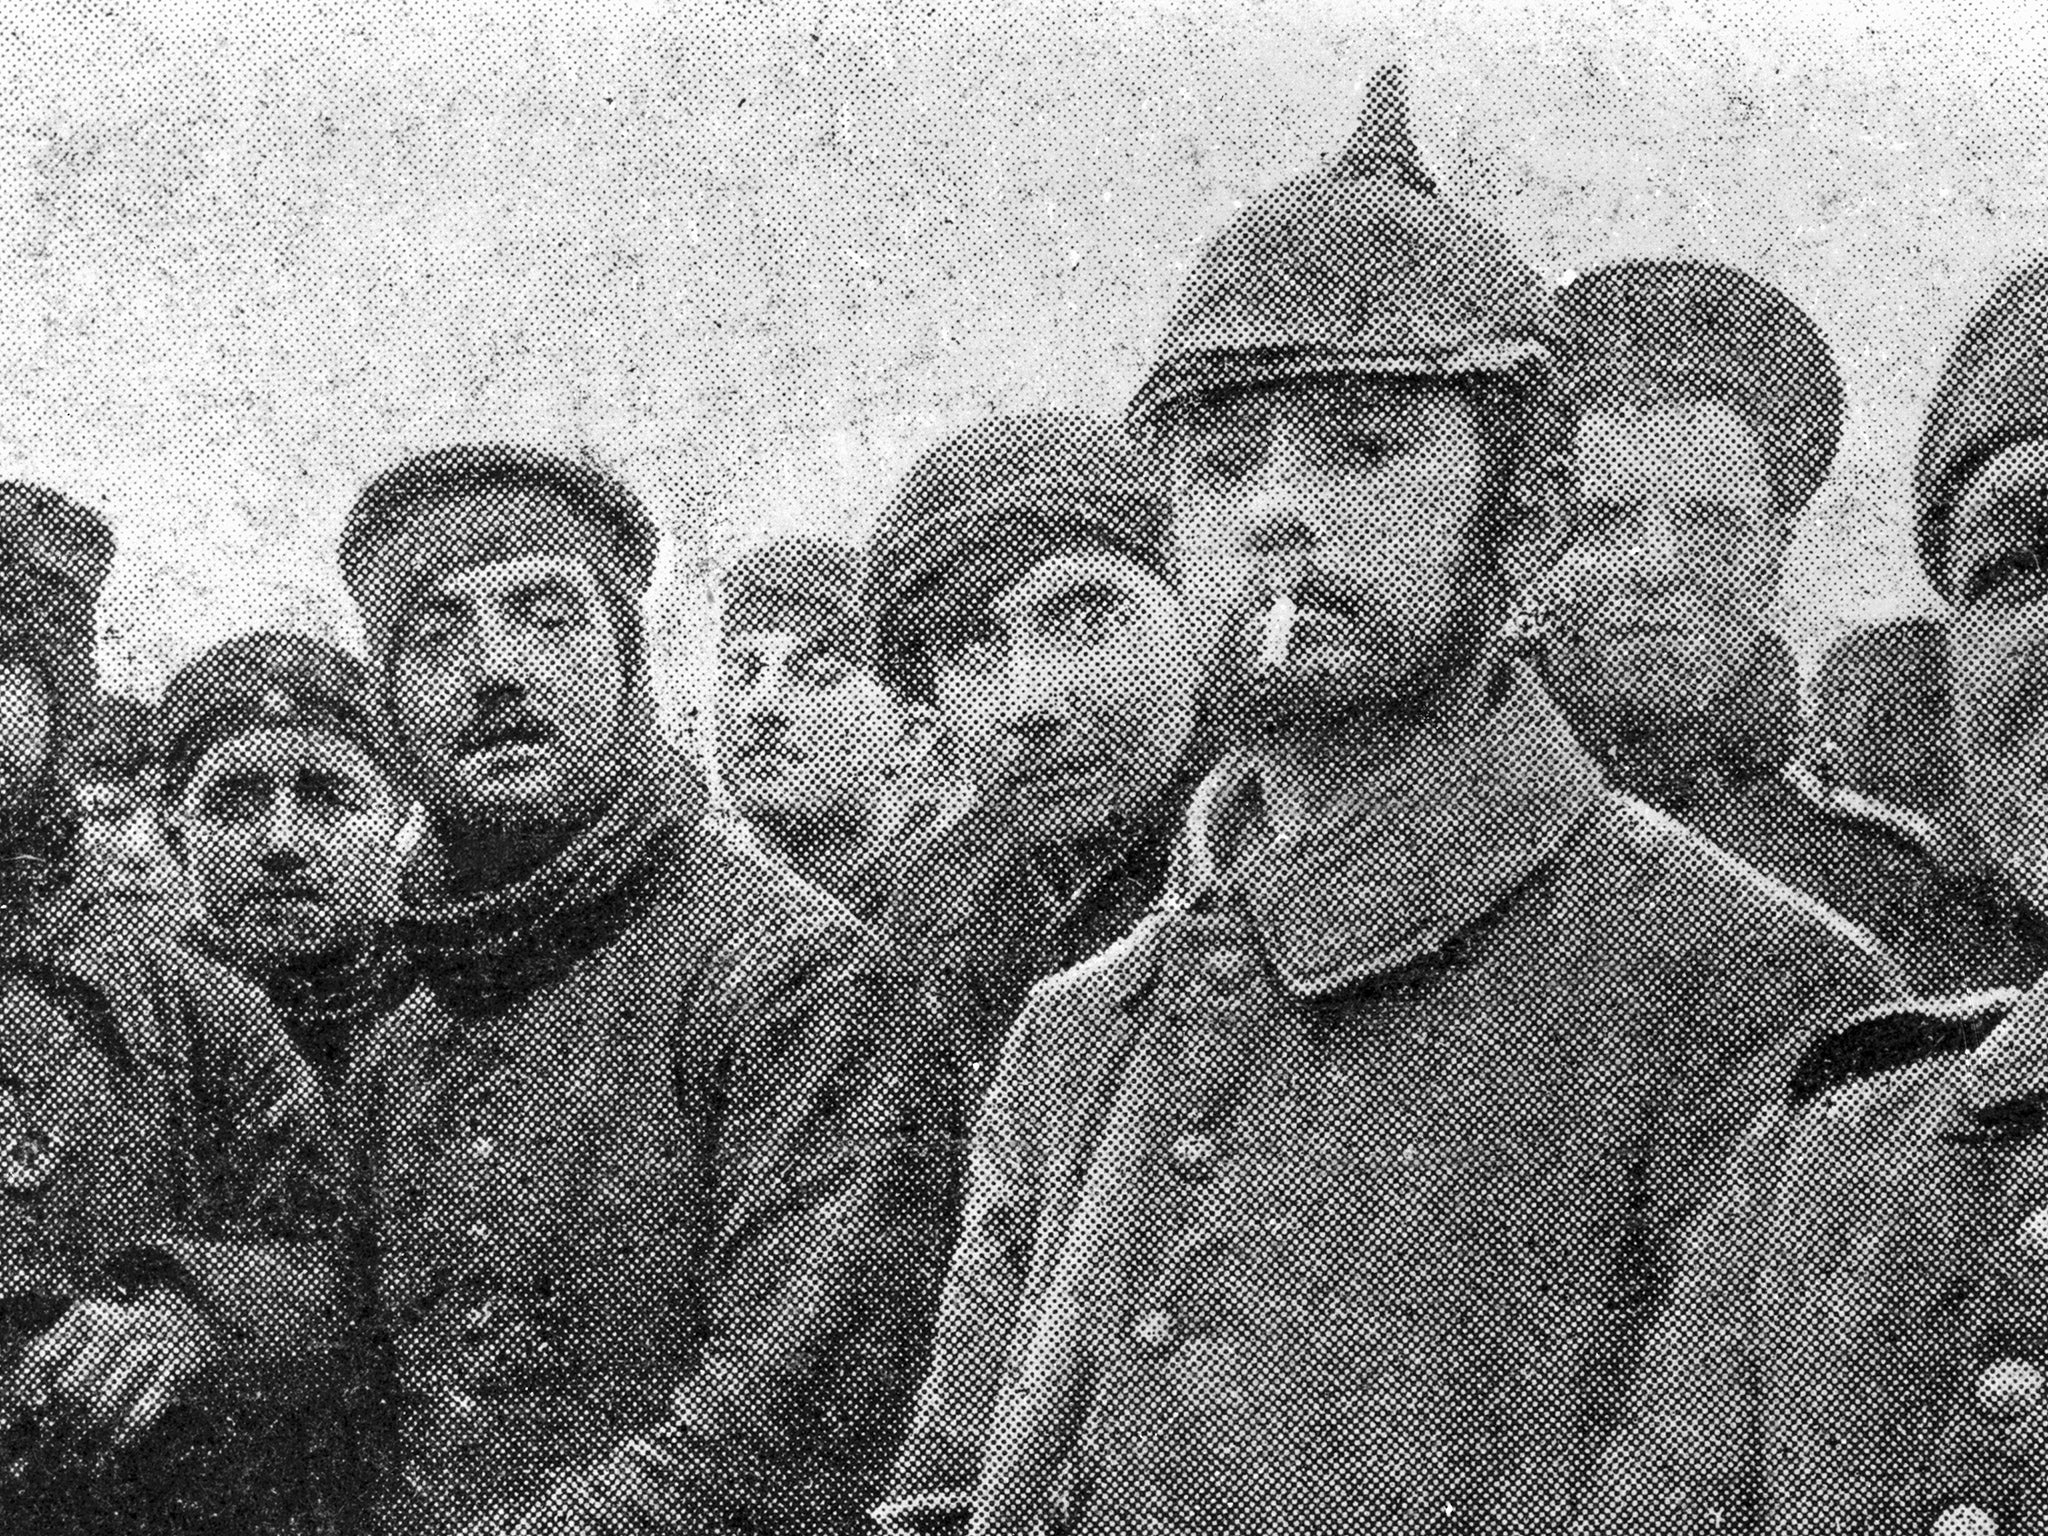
[1497,449,1578,596]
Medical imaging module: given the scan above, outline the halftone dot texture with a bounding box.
[864,409,1172,704]
[717,532,867,656]
[1557,258,1846,516]
[1917,254,2048,599]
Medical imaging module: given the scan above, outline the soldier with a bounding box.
[69,693,182,925]
[880,70,1902,1536]
[715,533,957,919]
[1576,253,2048,1535]
[158,631,416,1090]
[865,411,1209,1112]
[0,484,338,1534]
[1813,614,1965,821]
[333,445,950,1535]
[1530,258,2045,994]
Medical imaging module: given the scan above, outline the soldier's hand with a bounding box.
[11,1289,223,1445]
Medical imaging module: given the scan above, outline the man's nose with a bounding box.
[1002,645,1073,739]
[113,810,161,869]
[1619,505,1687,591]
[743,666,792,727]
[256,801,311,865]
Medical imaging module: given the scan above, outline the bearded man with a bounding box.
[882,70,1902,1536]
[334,445,949,1536]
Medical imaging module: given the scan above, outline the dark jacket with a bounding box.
[1562,633,2047,995]
[345,766,952,1536]
[884,662,1902,1536]
[881,739,1213,1122]
[1578,979,2048,1534]
[0,906,339,1535]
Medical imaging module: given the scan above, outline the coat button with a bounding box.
[2017,1208,2048,1262]
[1170,1130,1220,1181]
[1975,1359,2044,1421]
[1931,1505,1997,1536]
[1201,948,1256,995]
[1130,1309,1176,1355]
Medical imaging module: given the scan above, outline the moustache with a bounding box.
[455,706,557,757]
[245,880,327,906]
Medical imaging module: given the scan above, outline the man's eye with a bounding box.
[791,650,850,689]
[941,626,1005,677]
[405,613,461,655]
[719,654,762,693]
[519,592,584,631]
[199,785,265,824]
[1053,594,1131,650]
[1182,430,1261,485]
[1965,547,2048,603]
[1329,428,1403,467]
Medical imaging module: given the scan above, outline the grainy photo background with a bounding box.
[2,0,2038,725]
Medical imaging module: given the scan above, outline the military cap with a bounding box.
[864,411,1173,703]
[719,535,865,656]
[0,482,116,605]
[339,444,660,662]
[73,693,155,786]
[1558,259,1845,516]
[157,630,398,800]
[1916,256,2048,599]
[1127,65,1564,435]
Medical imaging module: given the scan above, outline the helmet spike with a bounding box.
[1328,63,1437,195]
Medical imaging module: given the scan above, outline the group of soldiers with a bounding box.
[11,60,2048,1536]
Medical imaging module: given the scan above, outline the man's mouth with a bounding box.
[1008,757,1108,796]
[457,725,556,769]
[248,884,327,911]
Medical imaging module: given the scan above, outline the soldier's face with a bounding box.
[930,548,1196,852]
[1167,377,1497,737]
[0,666,53,808]
[389,553,628,834]
[1945,438,2048,899]
[716,629,904,837]
[1531,399,1784,734]
[74,777,180,910]
[173,727,407,969]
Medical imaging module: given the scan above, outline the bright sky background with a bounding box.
[5,0,2048,736]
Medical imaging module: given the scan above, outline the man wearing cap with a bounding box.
[1579,255,2048,1534]
[866,410,1208,1115]
[715,533,958,919]
[159,631,416,1091]
[882,71,1902,1536]
[69,691,184,925]
[0,484,338,1534]
[333,445,949,1536]
[1530,258,2044,994]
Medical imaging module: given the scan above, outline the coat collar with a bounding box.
[1182,660,1604,998]
[1952,971,2048,1133]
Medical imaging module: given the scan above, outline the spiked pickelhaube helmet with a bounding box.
[1126,65,1567,439]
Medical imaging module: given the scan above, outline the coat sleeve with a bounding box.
[491,914,956,1536]
[1576,916,1905,1533]
[113,951,343,1383]
[875,985,1051,1535]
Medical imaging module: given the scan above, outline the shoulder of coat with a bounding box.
[1790,987,2021,1106]
[1590,786,1892,962]
[1781,762,1949,864]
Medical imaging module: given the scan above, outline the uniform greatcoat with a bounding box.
[885,662,1902,1536]
[345,768,952,1536]
[1578,976,2048,1535]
